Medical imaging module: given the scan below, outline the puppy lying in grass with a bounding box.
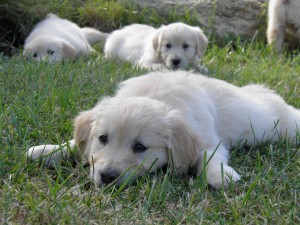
[27,71,300,189]
[267,0,300,52]
[104,23,208,71]
[23,14,108,62]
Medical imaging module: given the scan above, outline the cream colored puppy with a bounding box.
[267,0,300,52]
[104,23,208,70]
[26,71,300,189]
[23,14,108,62]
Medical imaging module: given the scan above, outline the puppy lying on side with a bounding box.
[104,23,208,71]
[267,0,300,52]
[23,14,108,62]
[26,71,300,189]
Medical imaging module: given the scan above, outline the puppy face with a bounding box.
[23,35,76,62]
[74,95,201,187]
[74,97,173,186]
[153,23,208,69]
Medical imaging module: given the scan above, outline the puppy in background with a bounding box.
[104,22,208,71]
[23,14,108,62]
[267,0,300,52]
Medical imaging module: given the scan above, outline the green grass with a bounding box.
[1,40,299,224]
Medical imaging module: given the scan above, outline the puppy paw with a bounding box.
[196,65,209,75]
[206,164,240,189]
[147,63,169,72]
[26,144,64,167]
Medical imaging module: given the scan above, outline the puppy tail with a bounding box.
[26,140,78,167]
[81,27,109,44]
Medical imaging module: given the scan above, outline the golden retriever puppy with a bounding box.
[23,14,108,62]
[26,71,300,189]
[104,23,208,71]
[267,0,300,52]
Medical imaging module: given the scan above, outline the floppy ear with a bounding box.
[22,47,35,59]
[193,27,208,58]
[73,109,96,155]
[167,110,200,173]
[152,30,162,58]
[73,97,114,155]
[61,41,76,60]
[22,48,29,57]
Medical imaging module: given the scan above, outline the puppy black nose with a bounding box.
[101,171,119,184]
[172,59,181,66]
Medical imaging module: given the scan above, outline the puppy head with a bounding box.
[153,22,208,69]
[23,35,76,62]
[74,96,199,187]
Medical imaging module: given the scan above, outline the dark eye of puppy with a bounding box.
[47,50,55,55]
[33,53,38,58]
[183,43,189,49]
[166,43,172,49]
[99,134,108,145]
[133,141,148,153]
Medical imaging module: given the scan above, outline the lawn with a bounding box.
[1,1,300,224]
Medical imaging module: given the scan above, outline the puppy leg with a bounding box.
[267,2,287,52]
[26,140,77,167]
[81,27,108,44]
[267,20,286,52]
[199,145,240,189]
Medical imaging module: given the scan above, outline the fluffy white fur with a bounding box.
[26,71,300,189]
[267,0,300,52]
[104,23,208,71]
[23,14,108,62]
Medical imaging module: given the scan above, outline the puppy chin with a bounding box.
[165,60,188,70]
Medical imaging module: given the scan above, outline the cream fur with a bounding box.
[104,23,208,71]
[26,71,300,189]
[267,0,300,52]
[23,14,107,62]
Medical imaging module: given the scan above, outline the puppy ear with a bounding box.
[73,97,113,155]
[193,27,208,58]
[168,110,200,173]
[73,109,95,154]
[61,41,76,60]
[152,30,162,58]
[22,48,34,59]
[22,48,29,57]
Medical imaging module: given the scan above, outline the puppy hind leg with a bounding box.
[26,140,77,167]
[277,106,300,144]
[81,27,109,44]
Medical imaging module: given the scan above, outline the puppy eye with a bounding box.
[166,43,172,49]
[47,50,54,55]
[133,141,148,153]
[33,53,38,58]
[183,43,189,49]
[99,134,108,145]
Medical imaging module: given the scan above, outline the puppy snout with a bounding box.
[101,171,120,184]
[172,59,181,67]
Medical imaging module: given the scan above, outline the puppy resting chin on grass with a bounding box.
[27,71,300,189]
[104,23,208,71]
[23,13,108,62]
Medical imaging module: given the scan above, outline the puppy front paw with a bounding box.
[206,164,240,189]
[26,145,62,167]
